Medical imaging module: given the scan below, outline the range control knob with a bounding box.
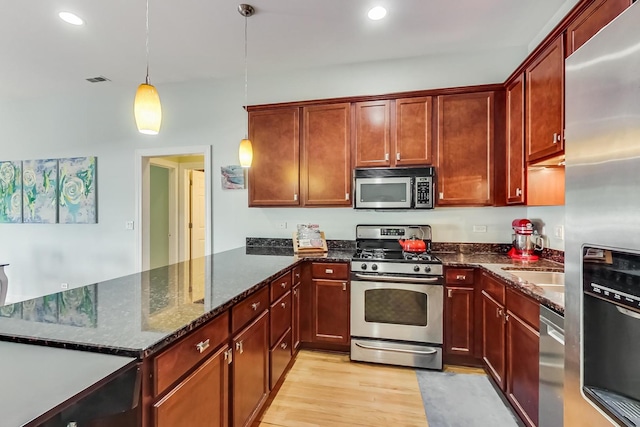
[361,263,367,270]
[413,265,420,272]
[371,264,378,271]
[424,266,432,273]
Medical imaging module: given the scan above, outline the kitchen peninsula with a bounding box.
[0,245,562,426]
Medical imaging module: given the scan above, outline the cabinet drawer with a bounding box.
[446,268,474,286]
[311,262,348,280]
[482,273,506,305]
[506,288,540,330]
[270,291,292,347]
[154,310,229,396]
[232,286,269,333]
[270,271,292,303]
[270,328,292,390]
[292,266,301,285]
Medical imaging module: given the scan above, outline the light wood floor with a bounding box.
[257,350,429,427]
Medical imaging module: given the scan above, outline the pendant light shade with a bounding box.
[239,138,253,167]
[134,82,162,135]
[238,4,254,168]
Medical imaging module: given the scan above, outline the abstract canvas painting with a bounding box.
[23,159,58,223]
[221,165,245,189]
[0,160,22,223]
[58,156,97,224]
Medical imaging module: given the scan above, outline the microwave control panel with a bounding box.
[414,177,432,208]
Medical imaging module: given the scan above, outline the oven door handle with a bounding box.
[354,273,441,283]
[355,342,438,356]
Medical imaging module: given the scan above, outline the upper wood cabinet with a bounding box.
[436,91,500,206]
[248,108,300,206]
[354,97,434,168]
[302,104,351,206]
[505,74,526,205]
[525,35,564,163]
[566,0,632,57]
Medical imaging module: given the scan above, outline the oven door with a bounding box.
[350,278,443,345]
[354,176,412,209]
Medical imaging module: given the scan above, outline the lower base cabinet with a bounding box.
[232,310,269,427]
[270,328,293,390]
[153,344,229,427]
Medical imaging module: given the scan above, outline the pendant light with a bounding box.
[238,4,254,168]
[134,0,162,135]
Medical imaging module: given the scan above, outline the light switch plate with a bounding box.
[554,225,564,240]
[473,225,487,233]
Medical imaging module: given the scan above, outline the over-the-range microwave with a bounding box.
[353,167,435,209]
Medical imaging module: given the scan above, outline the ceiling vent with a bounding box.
[85,76,110,83]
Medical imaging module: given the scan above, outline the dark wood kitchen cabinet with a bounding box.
[444,268,480,366]
[292,266,302,351]
[302,103,351,206]
[311,262,350,348]
[505,73,526,205]
[565,0,632,57]
[269,271,292,390]
[248,108,300,206]
[481,273,540,427]
[436,91,503,206]
[525,35,564,163]
[353,97,434,168]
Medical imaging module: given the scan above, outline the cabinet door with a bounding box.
[353,100,391,167]
[395,97,433,166]
[445,286,474,357]
[526,36,564,163]
[481,291,506,391]
[313,279,350,345]
[302,104,351,206]
[506,312,540,427]
[292,283,301,351]
[232,310,269,427]
[566,0,632,56]
[437,92,495,206]
[506,74,526,205]
[154,344,229,427]
[248,108,300,206]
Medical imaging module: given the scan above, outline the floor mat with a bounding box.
[416,369,519,427]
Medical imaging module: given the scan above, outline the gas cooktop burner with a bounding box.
[402,251,441,262]
[352,249,441,264]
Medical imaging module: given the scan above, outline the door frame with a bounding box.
[135,145,212,272]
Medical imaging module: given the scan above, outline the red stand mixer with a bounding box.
[508,219,544,261]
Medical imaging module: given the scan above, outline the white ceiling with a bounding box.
[0,0,577,100]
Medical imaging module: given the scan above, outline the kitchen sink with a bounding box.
[505,270,565,287]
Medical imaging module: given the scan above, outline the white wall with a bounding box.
[1,47,561,302]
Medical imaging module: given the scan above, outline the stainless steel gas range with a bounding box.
[350,224,444,370]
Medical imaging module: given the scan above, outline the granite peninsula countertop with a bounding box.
[0,246,563,359]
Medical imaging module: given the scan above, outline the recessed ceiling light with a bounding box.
[59,12,84,26]
[367,6,387,21]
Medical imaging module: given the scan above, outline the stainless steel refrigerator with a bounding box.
[565,2,640,426]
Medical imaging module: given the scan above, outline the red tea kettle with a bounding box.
[398,237,427,253]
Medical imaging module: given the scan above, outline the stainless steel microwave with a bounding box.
[353,167,435,209]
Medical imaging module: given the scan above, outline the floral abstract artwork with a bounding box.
[0,161,23,223]
[23,159,58,223]
[59,156,97,224]
[221,165,245,190]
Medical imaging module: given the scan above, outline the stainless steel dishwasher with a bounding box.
[539,305,565,427]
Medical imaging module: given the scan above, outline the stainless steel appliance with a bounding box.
[350,224,444,369]
[539,305,564,427]
[353,167,435,210]
[565,3,640,426]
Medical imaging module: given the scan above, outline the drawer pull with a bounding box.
[281,302,287,309]
[195,339,210,354]
[456,275,466,280]
[224,348,233,364]
[251,302,260,311]
[281,342,288,350]
[325,268,334,274]
[295,272,300,278]
[447,289,453,298]
[280,282,287,289]
[342,282,347,291]
[236,341,244,354]
[293,289,298,296]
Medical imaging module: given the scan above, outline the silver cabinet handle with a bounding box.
[447,289,453,298]
[281,302,286,309]
[342,282,347,291]
[497,308,502,318]
[553,132,558,143]
[251,302,260,311]
[236,341,244,354]
[281,342,288,350]
[295,272,300,278]
[224,348,233,364]
[505,314,510,322]
[293,289,298,296]
[280,282,287,288]
[385,153,389,161]
[196,339,210,353]
[396,152,400,161]
[456,275,466,280]
[345,192,350,201]
[294,193,298,201]
[355,342,437,356]
[516,188,522,196]
[325,268,333,274]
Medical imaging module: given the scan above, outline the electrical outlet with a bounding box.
[61,283,68,290]
[554,225,564,240]
[125,221,134,230]
[277,222,287,229]
[473,225,487,233]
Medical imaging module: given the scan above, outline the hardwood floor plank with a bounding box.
[257,350,428,427]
